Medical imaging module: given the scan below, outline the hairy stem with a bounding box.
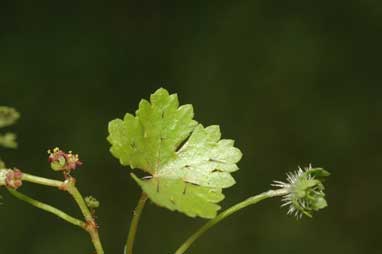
[125,192,148,254]
[175,188,289,254]
[7,188,86,228]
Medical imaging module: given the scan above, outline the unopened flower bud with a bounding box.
[85,196,100,209]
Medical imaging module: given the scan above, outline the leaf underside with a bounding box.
[107,88,242,218]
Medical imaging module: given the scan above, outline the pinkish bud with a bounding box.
[4,169,23,189]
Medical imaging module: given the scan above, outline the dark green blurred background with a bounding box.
[1,1,381,253]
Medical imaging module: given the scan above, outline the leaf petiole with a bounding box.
[125,192,148,254]
[175,188,289,254]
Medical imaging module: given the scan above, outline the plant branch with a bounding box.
[20,172,105,254]
[22,173,63,188]
[66,184,94,222]
[65,180,104,254]
[7,188,86,229]
[174,188,289,254]
[125,192,148,254]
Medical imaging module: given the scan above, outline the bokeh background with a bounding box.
[1,1,381,254]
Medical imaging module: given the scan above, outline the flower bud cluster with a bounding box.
[0,168,23,189]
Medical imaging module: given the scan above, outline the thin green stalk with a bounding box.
[66,182,105,254]
[125,192,148,254]
[7,188,86,229]
[22,173,63,188]
[67,185,94,222]
[175,188,289,254]
[19,172,104,254]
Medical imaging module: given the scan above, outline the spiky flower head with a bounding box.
[48,147,82,173]
[273,165,330,219]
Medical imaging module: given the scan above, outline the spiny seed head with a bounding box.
[48,147,82,173]
[272,164,330,219]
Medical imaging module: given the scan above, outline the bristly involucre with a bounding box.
[272,164,330,219]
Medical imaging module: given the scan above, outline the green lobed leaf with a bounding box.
[0,107,20,128]
[108,88,242,218]
[0,133,17,149]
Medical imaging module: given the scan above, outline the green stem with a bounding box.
[175,188,289,254]
[7,188,86,229]
[66,182,105,254]
[20,172,104,254]
[125,192,148,254]
[22,173,63,188]
[67,184,94,222]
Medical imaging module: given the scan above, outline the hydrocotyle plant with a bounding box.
[0,88,330,254]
